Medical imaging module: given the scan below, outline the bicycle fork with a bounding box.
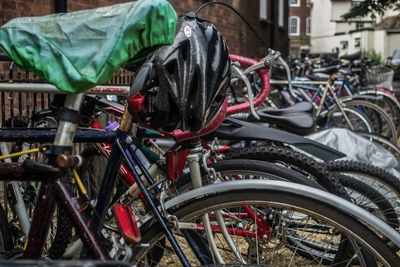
[187,144,246,264]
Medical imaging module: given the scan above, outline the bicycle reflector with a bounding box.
[112,203,141,244]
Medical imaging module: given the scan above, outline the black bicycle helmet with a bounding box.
[130,13,230,132]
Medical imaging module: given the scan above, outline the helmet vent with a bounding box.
[165,61,176,77]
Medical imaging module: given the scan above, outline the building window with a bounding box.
[289,16,300,36]
[259,0,267,21]
[290,0,300,7]
[306,17,311,35]
[340,40,349,50]
[278,0,284,27]
[354,37,361,47]
[356,22,364,29]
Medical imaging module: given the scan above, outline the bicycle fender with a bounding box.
[164,180,400,249]
[206,117,346,161]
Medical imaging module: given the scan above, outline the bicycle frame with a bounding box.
[0,93,191,264]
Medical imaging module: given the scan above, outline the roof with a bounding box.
[376,15,400,30]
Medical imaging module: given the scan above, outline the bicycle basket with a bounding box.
[365,65,394,89]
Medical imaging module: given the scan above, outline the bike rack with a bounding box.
[0,83,130,95]
[0,57,131,125]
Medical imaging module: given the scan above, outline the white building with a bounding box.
[310,0,400,60]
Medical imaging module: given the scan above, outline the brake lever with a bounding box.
[256,49,295,101]
[231,64,260,120]
[278,56,295,99]
[243,49,280,75]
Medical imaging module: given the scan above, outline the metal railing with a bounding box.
[0,62,131,124]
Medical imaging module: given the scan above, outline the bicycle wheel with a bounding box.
[339,174,399,228]
[323,106,374,133]
[358,90,400,133]
[326,160,400,228]
[18,181,73,259]
[142,159,344,266]
[222,146,399,229]
[1,115,72,259]
[222,146,345,197]
[78,144,128,202]
[358,132,400,158]
[132,180,400,266]
[148,160,395,265]
[340,99,398,143]
[0,203,13,257]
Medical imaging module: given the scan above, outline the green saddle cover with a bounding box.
[0,0,177,93]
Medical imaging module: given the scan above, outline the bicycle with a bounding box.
[0,1,400,266]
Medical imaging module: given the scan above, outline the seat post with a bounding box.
[54,93,85,146]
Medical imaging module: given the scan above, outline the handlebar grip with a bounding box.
[227,54,270,115]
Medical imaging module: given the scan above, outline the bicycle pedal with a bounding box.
[112,204,141,245]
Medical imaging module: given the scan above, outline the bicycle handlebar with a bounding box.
[227,54,270,115]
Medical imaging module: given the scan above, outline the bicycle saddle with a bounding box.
[235,102,315,136]
[0,0,177,93]
[307,73,330,82]
[340,51,362,61]
[312,65,340,75]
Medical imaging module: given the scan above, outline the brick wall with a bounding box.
[0,0,288,58]
[0,0,53,25]
[289,0,311,57]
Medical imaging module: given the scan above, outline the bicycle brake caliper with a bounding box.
[160,190,180,233]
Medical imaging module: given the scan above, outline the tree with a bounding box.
[342,0,400,20]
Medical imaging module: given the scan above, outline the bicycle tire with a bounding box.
[326,160,400,228]
[222,146,399,229]
[325,160,400,200]
[47,206,73,259]
[358,90,400,132]
[164,159,351,266]
[1,115,72,259]
[338,174,399,228]
[172,160,360,265]
[175,159,324,193]
[222,145,346,197]
[0,203,13,257]
[324,105,374,133]
[340,99,398,143]
[132,180,400,266]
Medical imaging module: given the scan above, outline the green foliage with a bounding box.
[342,0,400,20]
[387,64,400,81]
[362,50,382,65]
[362,50,400,80]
